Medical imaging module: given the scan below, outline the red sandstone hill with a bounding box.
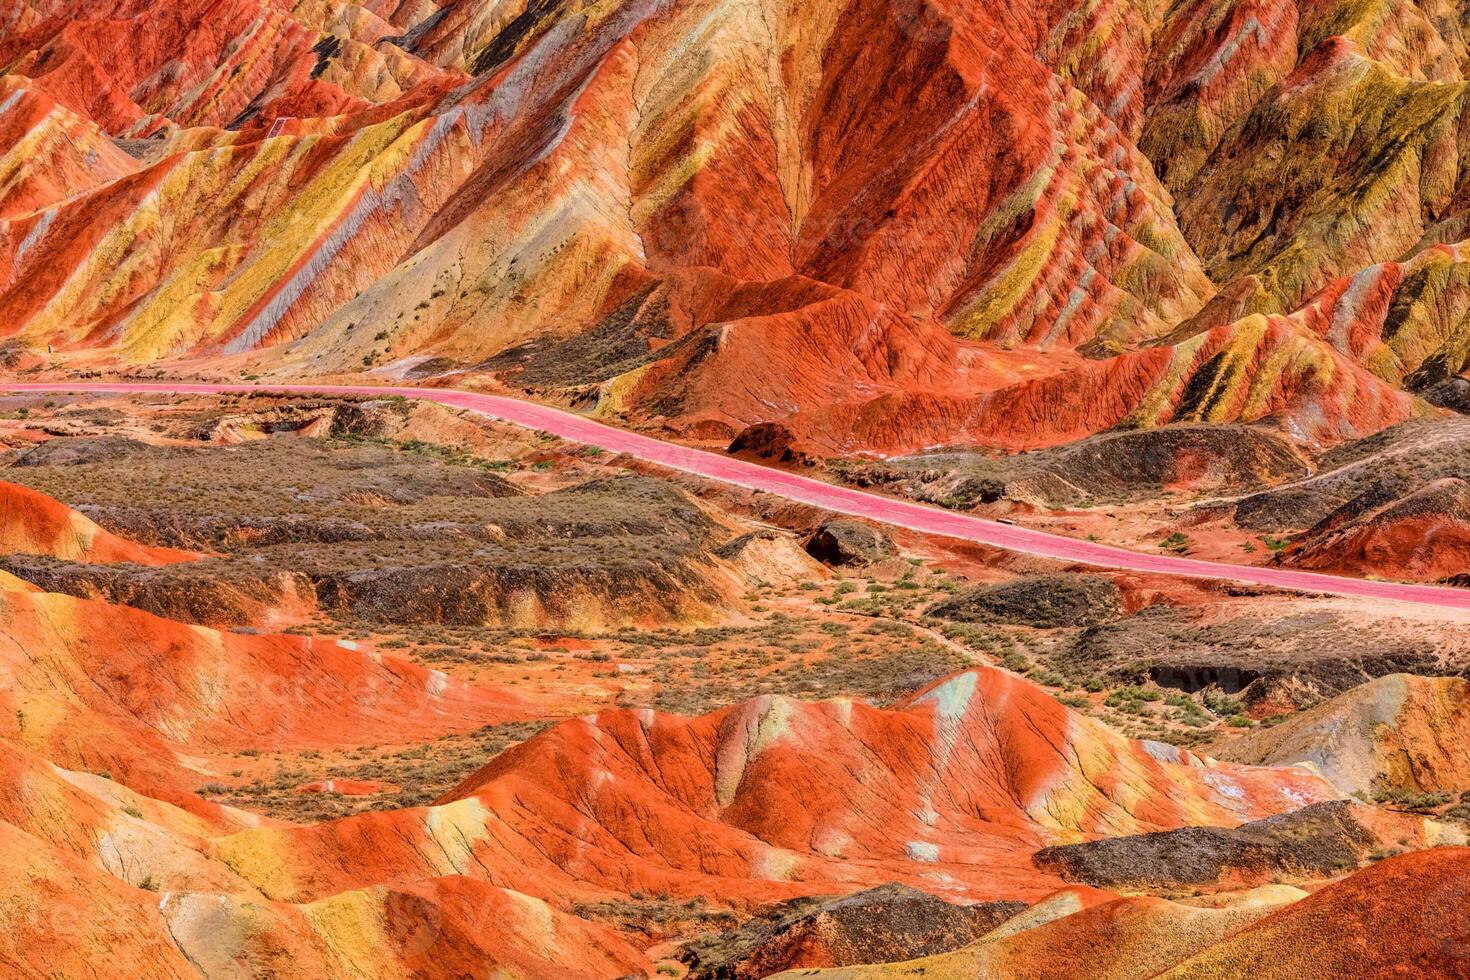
[207,666,1335,908]
[0,563,1446,976]
[0,808,651,977]
[771,848,1470,979]
[0,551,646,974]
[0,576,528,820]
[1276,477,1470,583]
[8,0,1470,453]
[0,480,200,565]
[1210,673,1470,797]
[0,545,1361,977]
[0,622,1454,977]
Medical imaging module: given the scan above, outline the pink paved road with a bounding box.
[9,381,1470,612]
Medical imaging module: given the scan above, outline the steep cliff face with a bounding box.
[13,0,1470,454]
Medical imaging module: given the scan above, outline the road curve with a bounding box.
[8,381,1470,612]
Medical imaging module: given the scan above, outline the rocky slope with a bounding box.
[1210,673,1470,797]
[1276,477,1470,581]
[838,424,1313,509]
[0,399,1462,975]
[678,884,1025,979]
[208,666,1335,909]
[767,848,1470,979]
[10,0,1470,454]
[0,432,750,630]
[1033,800,1465,890]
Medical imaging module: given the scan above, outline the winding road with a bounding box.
[8,381,1470,612]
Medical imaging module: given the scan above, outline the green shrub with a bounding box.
[1373,786,1451,811]
[1160,532,1189,553]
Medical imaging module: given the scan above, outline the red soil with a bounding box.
[1281,479,1470,583]
[296,778,399,796]
[0,481,200,564]
[210,666,1335,908]
[0,581,528,822]
[1162,848,1470,977]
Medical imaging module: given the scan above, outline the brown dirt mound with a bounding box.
[679,884,1025,978]
[930,574,1122,629]
[1033,801,1461,891]
[804,520,897,567]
